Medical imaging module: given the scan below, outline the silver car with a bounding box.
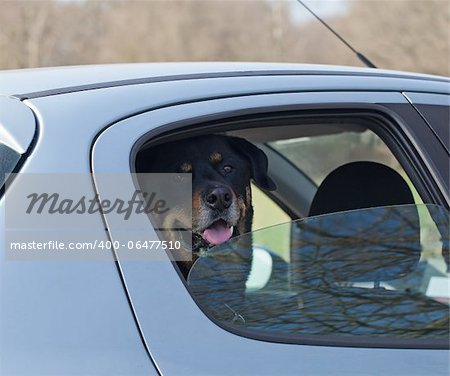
[1,63,449,375]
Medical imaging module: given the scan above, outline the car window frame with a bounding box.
[91,91,449,376]
[134,112,449,350]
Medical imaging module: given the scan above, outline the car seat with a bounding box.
[293,161,419,288]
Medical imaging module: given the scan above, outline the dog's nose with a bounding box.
[205,187,232,210]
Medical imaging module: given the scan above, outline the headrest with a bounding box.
[293,162,420,285]
[309,161,415,216]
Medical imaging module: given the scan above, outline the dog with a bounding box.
[136,134,276,282]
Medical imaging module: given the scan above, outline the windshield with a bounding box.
[187,204,449,347]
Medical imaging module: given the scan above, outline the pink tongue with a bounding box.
[202,221,233,245]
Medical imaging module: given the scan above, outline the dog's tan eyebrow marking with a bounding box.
[209,152,222,164]
[180,162,192,173]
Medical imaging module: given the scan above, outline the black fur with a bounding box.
[136,134,276,280]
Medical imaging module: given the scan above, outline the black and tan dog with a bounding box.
[136,134,276,279]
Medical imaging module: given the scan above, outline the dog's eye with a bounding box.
[223,165,233,174]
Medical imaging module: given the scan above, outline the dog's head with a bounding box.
[136,134,276,253]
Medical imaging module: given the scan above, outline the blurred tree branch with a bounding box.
[0,0,447,76]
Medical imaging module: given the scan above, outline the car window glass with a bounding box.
[187,204,449,346]
[0,142,21,188]
[0,99,36,193]
[414,104,450,151]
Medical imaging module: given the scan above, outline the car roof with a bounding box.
[1,62,448,99]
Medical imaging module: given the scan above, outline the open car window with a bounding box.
[134,112,448,350]
[187,204,449,348]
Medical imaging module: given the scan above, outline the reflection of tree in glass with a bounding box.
[188,205,449,341]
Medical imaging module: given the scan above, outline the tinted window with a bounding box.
[414,104,449,151]
[0,99,36,193]
[187,204,449,347]
[0,143,21,188]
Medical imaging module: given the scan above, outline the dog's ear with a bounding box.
[228,137,277,191]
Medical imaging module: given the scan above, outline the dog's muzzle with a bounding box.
[193,185,239,247]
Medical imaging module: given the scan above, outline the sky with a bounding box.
[287,0,349,24]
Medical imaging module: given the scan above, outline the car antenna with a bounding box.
[296,0,378,69]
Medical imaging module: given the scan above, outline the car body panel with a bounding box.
[1,62,448,97]
[0,94,158,375]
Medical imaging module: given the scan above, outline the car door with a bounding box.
[0,89,160,375]
[92,83,449,375]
